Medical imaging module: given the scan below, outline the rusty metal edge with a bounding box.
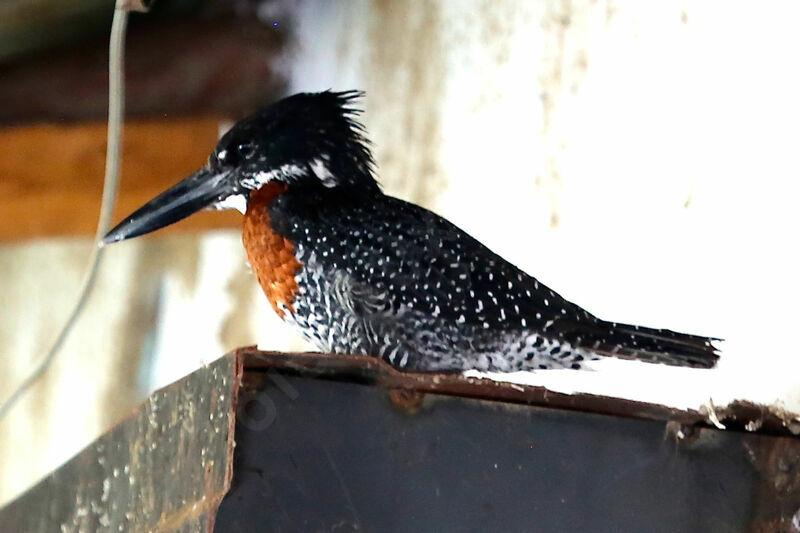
[204,350,243,533]
[0,353,243,532]
[233,347,800,438]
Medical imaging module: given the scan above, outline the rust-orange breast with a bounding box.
[242,182,302,318]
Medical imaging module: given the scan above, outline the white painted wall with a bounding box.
[283,0,800,410]
[2,0,799,506]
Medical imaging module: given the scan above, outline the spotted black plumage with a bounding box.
[104,90,721,373]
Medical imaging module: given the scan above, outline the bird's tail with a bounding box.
[573,321,721,369]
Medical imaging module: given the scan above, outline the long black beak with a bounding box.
[102,167,235,245]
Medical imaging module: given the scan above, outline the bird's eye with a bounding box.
[213,142,255,167]
[236,142,256,159]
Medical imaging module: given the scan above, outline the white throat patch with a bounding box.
[213,194,247,214]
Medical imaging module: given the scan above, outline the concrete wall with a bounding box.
[2,0,799,506]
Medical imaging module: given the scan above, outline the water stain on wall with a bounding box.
[219,259,259,351]
[367,0,447,207]
[538,0,592,229]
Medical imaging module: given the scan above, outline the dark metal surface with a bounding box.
[239,350,800,437]
[1,349,797,532]
[214,350,800,533]
[0,353,241,532]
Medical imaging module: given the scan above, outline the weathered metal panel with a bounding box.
[2,349,797,532]
[0,353,240,533]
[215,351,800,533]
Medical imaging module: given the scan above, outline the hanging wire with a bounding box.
[0,0,150,421]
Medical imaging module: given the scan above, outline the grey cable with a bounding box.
[0,1,131,421]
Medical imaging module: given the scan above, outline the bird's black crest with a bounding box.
[317,90,379,187]
[211,90,380,192]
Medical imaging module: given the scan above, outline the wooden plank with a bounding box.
[0,0,112,63]
[0,117,242,241]
[0,12,285,124]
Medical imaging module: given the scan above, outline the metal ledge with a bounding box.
[2,349,798,532]
[239,348,800,437]
[221,349,800,532]
[0,354,241,532]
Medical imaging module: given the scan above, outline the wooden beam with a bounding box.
[0,117,242,241]
[0,12,286,124]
